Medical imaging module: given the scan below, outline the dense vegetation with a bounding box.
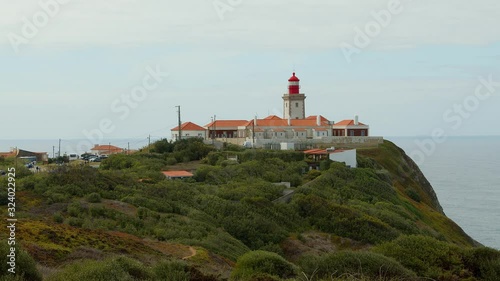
[0,139,499,280]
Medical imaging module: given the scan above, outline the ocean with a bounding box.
[390,136,500,249]
[1,137,499,249]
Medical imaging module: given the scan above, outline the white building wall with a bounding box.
[280,143,295,150]
[329,149,357,168]
[171,130,206,140]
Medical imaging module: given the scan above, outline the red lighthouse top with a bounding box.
[288,72,300,94]
[288,72,300,82]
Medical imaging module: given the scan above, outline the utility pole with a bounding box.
[176,105,182,141]
[52,146,55,159]
[58,139,61,159]
[148,135,151,153]
[252,117,255,148]
[108,142,111,155]
[127,142,130,155]
[211,116,214,144]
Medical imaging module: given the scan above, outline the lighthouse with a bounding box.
[283,72,306,119]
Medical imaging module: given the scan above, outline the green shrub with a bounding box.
[299,251,415,280]
[464,247,500,280]
[67,202,84,217]
[53,212,64,223]
[373,235,465,279]
[231,250,297,280]
[46,192,68,204]
[100,154,138,170]
[166,157,177,165]
[113,256,152,280]
[46,257,150,281]
[152,260,190,281]
[67,217,83,227]
[304,169,321,181]
[405,188,421,202]
[319,159,333,171]
[86,192,102,203]
[89,206,107,217]
[0,243,42,281]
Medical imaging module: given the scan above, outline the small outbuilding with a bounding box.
[328,148,357,168]
[304,147,357,168]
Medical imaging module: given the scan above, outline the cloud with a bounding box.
[2,0,500,53]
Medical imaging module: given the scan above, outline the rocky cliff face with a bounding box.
[358,140,477,247]
[358,140,444,213]
[399,147,444,214]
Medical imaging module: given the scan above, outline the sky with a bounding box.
[1,0,500,144]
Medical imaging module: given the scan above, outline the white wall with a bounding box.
[171,130,206,140]
[329,149,357,168]
[280,143,295,150]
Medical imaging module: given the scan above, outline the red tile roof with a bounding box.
[304,148,352,155]
[334,120,367,126]
[329,149,349,154]
[264,115,283,120]
[0,151,17,158]
[206,117,332,129]
[250,119,330,127]
[171,122,205,131]
[162,171,194,178]
[91,145,123,152]
[306,115,330,122]
[304,149,328,155]
[204,120,249,128]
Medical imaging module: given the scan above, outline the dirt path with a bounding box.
[182,246,197,260]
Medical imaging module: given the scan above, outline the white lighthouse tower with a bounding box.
[282,72,306,120]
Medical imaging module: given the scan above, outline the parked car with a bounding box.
[81,153,97,161]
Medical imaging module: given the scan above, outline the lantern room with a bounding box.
[288,72,300,94]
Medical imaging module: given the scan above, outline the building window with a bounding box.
[285,103,288,108]
[361,131,366,136]
[295,102,298,108]
[350,130,354,136]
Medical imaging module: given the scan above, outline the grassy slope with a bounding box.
[0,140,486,280]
